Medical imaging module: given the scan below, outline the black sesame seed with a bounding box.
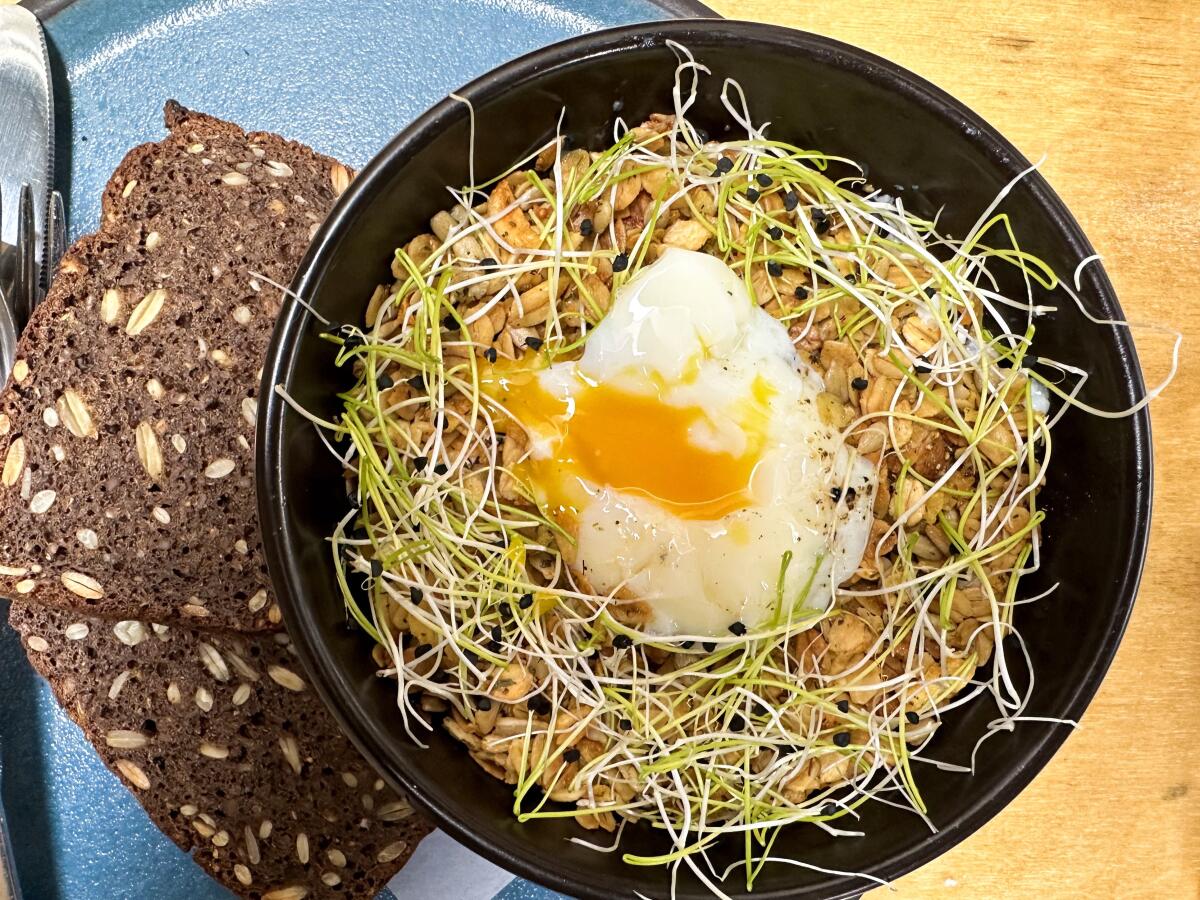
[915,362,932,374]
[412,455,427,470]
[906,711,920,725]
[923,285,937,299]
[821,803,837,817]
[323,322,346,336]
[613,634,633,649]
[407,373,426,391]
[377,373,394,390]
[563,747,582,763]
[483,347,498,364]
[767,260,783,277]
[619,717,633,731]
[851,376,869,391]
[490,625,503,643]
[692,126,710,144]
[830,486,843,501]
[343,333,364,351]
[680,640,695,649]
[525,336,544,351]
[745,187,760,202]
[476,696,493,711]
[370,559,383,578]
[479,257,497,269]
[715,156,733,174]
[529,695,552,715]
[812,208,830,235]
[519,592,534,609]
[756,173,772,188]
[833,731,851,748]
[729,714,746,731]
[766,225,783,241]
[784,191,799,211]
[702,641,716,654]
[442,314,457,331]
[434,463,448,476]
[793,284,809,300]
[836,699,850,714]
[728,621,747,637]
[463,650,480,667]
[409,586,423,604]
[414,642,432,657]
[579,218,594,237]
[612,253,629,273]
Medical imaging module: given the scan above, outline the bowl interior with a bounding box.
[259,22,1150,899]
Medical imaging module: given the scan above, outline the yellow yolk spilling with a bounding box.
[482,248,877,637]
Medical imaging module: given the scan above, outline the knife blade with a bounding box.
[0,4,54,342]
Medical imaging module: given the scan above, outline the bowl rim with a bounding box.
[259,18,1153,898]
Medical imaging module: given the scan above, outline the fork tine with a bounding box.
[15,183,36,329]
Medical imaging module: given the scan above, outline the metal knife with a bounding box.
[0,4,57,378]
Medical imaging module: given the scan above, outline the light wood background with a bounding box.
[4,0,1196,896]
[701,1,1200,897]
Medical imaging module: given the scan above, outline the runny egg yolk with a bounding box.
[485,360,775,522]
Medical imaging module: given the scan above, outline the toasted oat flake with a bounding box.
[377,839,408,864]
[0,413,8,434]
[233,864,252,887]
[232,683,253,706]
[198,642,231,681]
[267,665,306,692]
[222,171,250,186]
[265,160,294,178]
[26,635,49,653]
[108,670,131,700]
[2,438,27,487]
[243,825,261,864]
[226,651,258,681]
[205,458,236,479]
[241,396,258,425]
[100,288,122,324]
[330,162,352,195]
[326,848,347,868]
[29,489,55,514]
[58,389,97,438]
[106,730,149,749]
[279,735,302,774]
[262,888,308,900]
[212,830,230,847]
[126,288,168,336]
[115,759,150,789]
[136,421,164,479]
[320,872,341,888]
[194,687,214,712]
[151,623,170,639]
[376,799,412,822]
[65,622,90,641]
[192,819,216,838]
[0,564,26,577]
[199,741,229,759]
[267,603,282,625]
[62,571,104,599]
[76,528,99,550]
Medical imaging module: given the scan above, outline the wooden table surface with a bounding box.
[702,1,1200,897]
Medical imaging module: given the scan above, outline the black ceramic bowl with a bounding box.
[258,20,1151,899]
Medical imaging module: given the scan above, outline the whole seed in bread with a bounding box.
[10,601,433,899]
[0,101,354,630]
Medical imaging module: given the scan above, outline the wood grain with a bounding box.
[703,1,1200,897]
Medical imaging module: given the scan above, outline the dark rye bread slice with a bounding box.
[10,602,433,899]
[0,102,353,630]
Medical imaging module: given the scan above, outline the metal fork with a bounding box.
[0,182,64,375]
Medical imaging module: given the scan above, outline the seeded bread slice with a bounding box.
[0,101,353,630]
[10,602,433,899]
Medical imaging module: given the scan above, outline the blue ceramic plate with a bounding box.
[0,1,710,897]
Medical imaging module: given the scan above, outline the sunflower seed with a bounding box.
[205,458,235,479]
[181,603,209,618]
[233,864,252,887]
[11,360,27,383]
[144,231,161,252]
[267,665,305,692]
[28,489,56,514]
[121,180,137,198]
[166,681,181,704]
[106,730,148,749]
[26,635,49,652]
[234,539,249,555]
[100,288,122,324]
[212,830,230,847]
[113,620,146,646]
[259,819,273,839]
[199,741,229,759]
[14,579,36,594]
[248,589,268,613]
[187,142,205,154]
[320,872,341,887]
[198,642,230,681]
[115,759,150,789]
[180,804,197,816]
[241,396,258,425]
[231,305,253,326]
[171,433,186,454]
[236,160,253,173]
[361,794,373,813]
[42,407,59,428]
[62,571,103,599]
[19,467,29,500]
[222,171,250,186]
[377,839,408,864]
[1,438,25,487]
[265,160,294,178]
[194,687,214,712]
[58,389,97,438]
[262,888,308,900]
[330,162,352,196]
[376,799,413,822]
[126,288,168,336]
[197,812,216,828]
[210,348,232,367]
[135,421,163,479]
[279,735,302,774]
[326,848,347,868]
[76,528,99,550]
[267,604,282,625]
[50,445,65,462]
[341,772,358,788]
[108,670,131,700]
[192,819,215,838]
[0,414,8,434]
[0,564,26,576]
[152,506,170,525]
[232,683,253,706]
[151,623,169,639]
[226,651,258,681]
[295,832,309,864]
[65,622,90,641]
[243,825,261,864]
